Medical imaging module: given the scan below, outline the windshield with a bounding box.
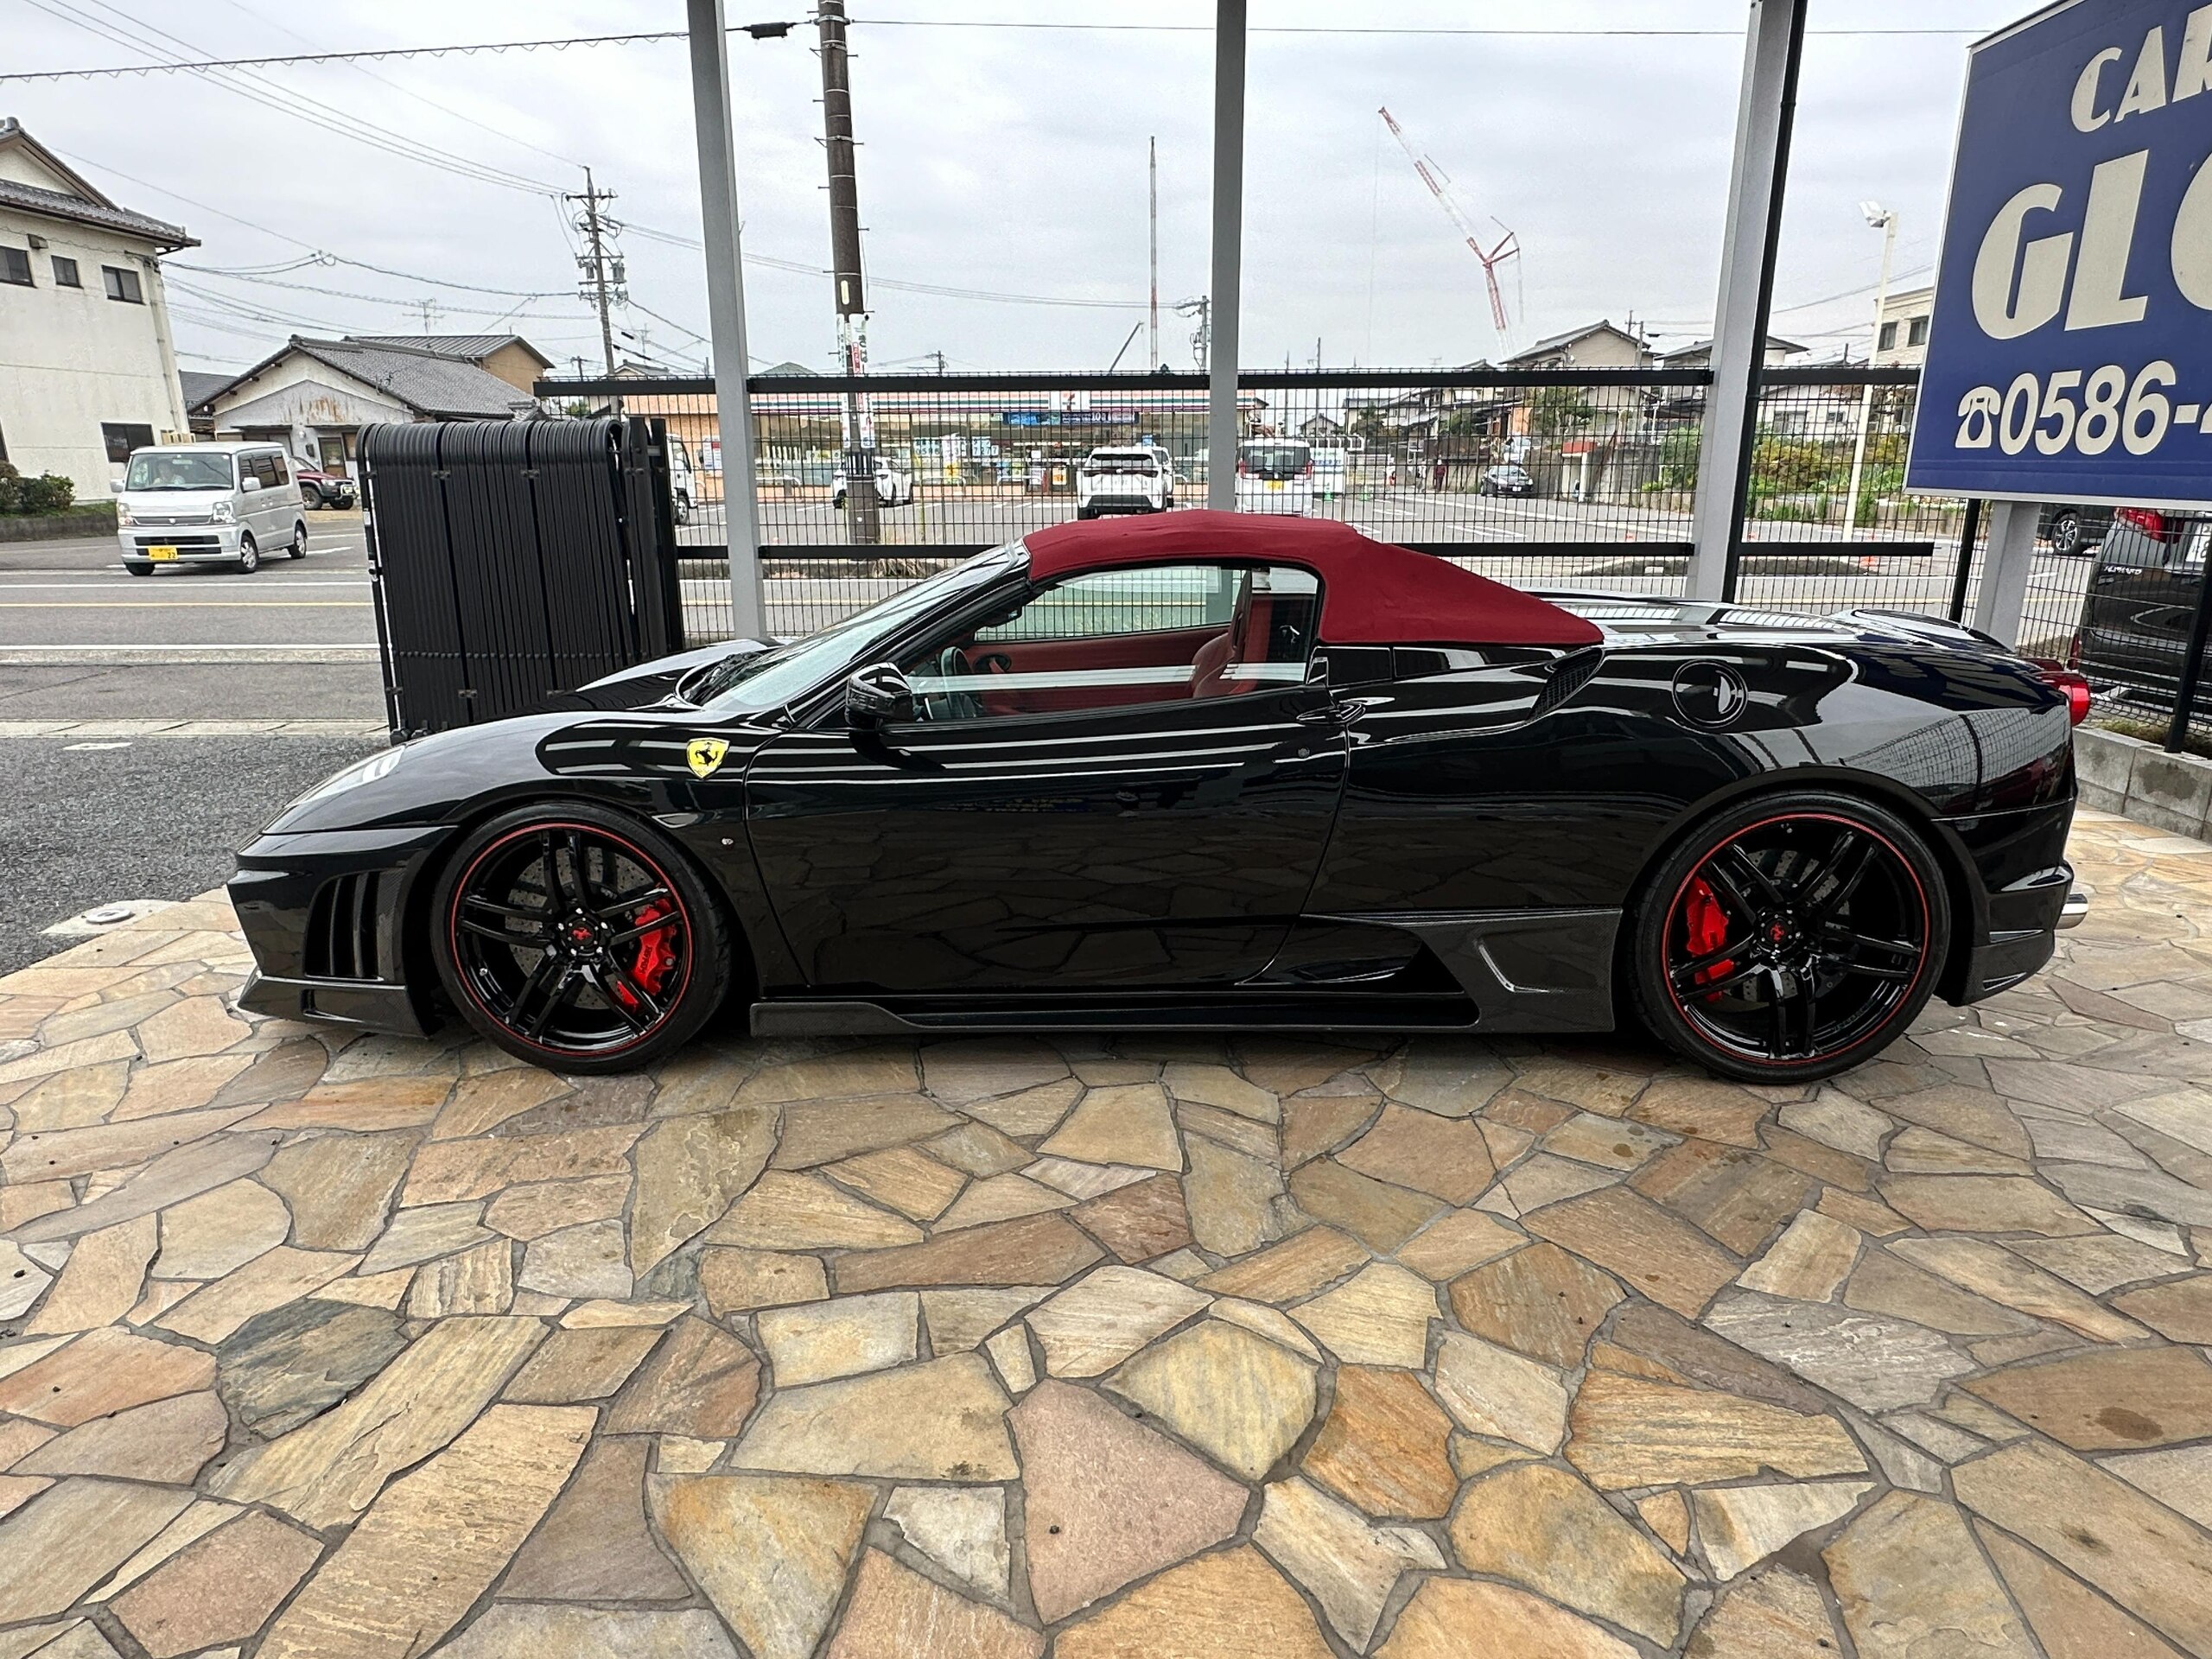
[1240,444,1310,480]
[696,542,1027,711]
[124,452,235,492]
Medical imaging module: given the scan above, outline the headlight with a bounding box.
[289,746,404,808]
[210,500,236,524]
[116,503,134,527]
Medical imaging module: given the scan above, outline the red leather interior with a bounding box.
[963,624,1225,716]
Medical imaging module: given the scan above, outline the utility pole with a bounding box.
[1179,295,1211,373]
[931,349,947,375]
[817,0,879,544]
[1148,137,1160,371]
[1843,202,1898,534]
[569,167,626,376]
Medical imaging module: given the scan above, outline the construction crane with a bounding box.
[1379,106,1520,341]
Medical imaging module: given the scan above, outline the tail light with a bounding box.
[2117,506,2169,540]
[2067,628,2083,671]
[2030,658,2092,725]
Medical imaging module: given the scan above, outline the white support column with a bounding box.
[1205,0,1247,512]
[1970,499,2039,645]
[1687,0,1807,601]
[686,0,768,640]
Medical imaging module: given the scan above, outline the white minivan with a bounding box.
[114,442,310,575]
[1235,438,1315,516]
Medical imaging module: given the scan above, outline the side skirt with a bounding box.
[750,907,1622,1039]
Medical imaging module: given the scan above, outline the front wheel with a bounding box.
[236,535,260,575]
[673,492,692,526]
[429,802,732,1073]
[1629,791,1949,1084]
[2049,511,2082,556]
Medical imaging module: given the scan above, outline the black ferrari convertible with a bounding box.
[232,512,2088,1083]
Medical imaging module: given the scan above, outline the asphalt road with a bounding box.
[0,730,384,976]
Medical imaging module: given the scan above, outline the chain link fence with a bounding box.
[537,367,2094,669]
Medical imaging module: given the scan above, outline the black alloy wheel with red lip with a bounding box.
[430,803,731,1072]
[1630,791,1950,1084]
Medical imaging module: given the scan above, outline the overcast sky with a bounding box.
[6,0,2007,377]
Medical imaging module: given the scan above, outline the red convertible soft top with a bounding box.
[1024,511,1602,650]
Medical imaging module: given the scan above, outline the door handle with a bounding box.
[1297,697,1377,730]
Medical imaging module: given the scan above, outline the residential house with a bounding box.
[347,333,553,394]
[194,335,538,479]
[0,118,194,495]
[1872,285,1935,367]
[178,370,230,440]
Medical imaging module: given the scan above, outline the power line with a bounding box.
[21,0,561,196]
[0,19,2000,81]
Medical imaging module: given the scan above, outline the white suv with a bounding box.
[831,454,913,509]
[114,442,310,575]
[1235,438,1315,517]
[1075,447,1170,518]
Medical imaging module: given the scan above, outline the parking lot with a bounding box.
[1,806,2209,1657]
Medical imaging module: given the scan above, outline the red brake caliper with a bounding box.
[613,900,678,1009]
[1683,875,1735,998]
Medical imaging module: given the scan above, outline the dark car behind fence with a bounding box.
[359,415,683,738]
[2072,510,2212,755]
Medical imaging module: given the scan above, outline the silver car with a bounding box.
[114,442,311,575]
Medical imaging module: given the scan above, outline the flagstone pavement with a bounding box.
[4,805,2212,1658]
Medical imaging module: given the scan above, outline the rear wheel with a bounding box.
[289,521,309,558]
[2049,510,2082,556]
[1629,791,1948,1083]
[429,803,731,1073]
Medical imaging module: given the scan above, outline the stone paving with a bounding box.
[4,805,2212,1657]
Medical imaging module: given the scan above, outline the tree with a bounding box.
[1526,385,1595,440]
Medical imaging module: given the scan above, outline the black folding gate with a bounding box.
[359,416,683,738]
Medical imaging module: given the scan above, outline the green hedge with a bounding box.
[0,463,75,516]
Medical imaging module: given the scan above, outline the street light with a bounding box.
[1844,201,1899,534]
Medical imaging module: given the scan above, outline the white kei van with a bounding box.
[114,442,310,575]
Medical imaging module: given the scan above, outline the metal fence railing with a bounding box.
[533,366,2088,658]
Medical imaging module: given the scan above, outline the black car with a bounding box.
[2039,502,2114,557]
[2075,508,2212,705]
[232,512,2086,1084]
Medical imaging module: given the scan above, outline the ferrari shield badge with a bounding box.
[685,736,730,779]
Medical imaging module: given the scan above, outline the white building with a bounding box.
[1872,284,1935,367]
[0,119,194,496]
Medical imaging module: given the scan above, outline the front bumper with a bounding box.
[229,823,452,1036]
[118,524,244,564]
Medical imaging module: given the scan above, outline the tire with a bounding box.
[673,492,692,527]
[236,535,260,575]
[301,486,318,508]
[429,801,733,1073]
[124,563,153,577]
[289,521,309,558]
[2049,511,2082,556]
[1628,789,1950,1084]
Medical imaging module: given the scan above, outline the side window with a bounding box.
[900,563,1319,722]
[248,453,283,488]
[266,453,289,486]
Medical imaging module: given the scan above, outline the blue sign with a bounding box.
[1907,1,2212,506]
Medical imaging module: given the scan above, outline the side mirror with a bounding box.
[108,480,123,493]
[240,474,261,492]
[846,662,915,731]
